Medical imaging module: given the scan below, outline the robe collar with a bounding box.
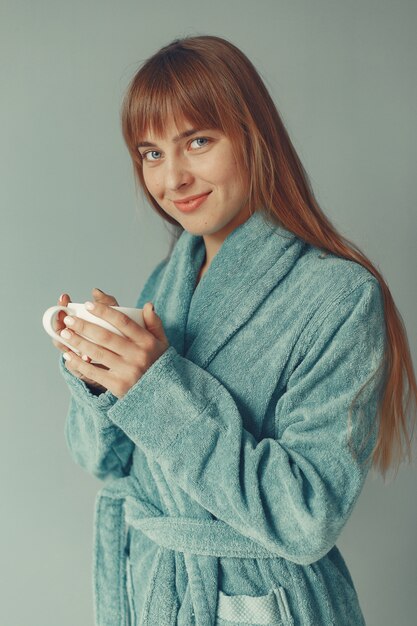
[154,210,306,369]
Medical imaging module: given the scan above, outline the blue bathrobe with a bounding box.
[58,210,386,626]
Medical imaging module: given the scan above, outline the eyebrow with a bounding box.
[137,128,201,149]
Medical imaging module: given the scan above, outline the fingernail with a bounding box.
[93,288,103,293]
[63,352,71,361]
[60,293,66,301]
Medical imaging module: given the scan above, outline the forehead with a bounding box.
[141,115,199,142]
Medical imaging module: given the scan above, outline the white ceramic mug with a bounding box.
[42,302,144,357]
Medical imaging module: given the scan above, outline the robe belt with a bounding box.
[93,475,277,626]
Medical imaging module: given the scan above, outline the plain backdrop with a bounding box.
[1,1,416,625]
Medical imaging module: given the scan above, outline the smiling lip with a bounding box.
[173,192,211,213]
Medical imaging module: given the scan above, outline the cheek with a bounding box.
[142,169,160,195]
[210,148,243,186]
[208,160,236,188]
[216,162,247,198]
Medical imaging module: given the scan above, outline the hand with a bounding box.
[60,298,170,399]
[53,289,119,394]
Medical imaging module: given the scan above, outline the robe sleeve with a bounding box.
[106,277,387,564]
[60,257,168,480]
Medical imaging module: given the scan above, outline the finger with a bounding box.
[92,288,119,306]
[58,293,71,308]
[61,305,141,358]
[55,293,72,331]
[63,351,108,389]
[61,349,79,372]
[62,349,105,386]
[51,294,92,360]
[59,325,122,369]
[53,293,86,355]
[53,337,86,357]
[82,301,149,345]
[53,338,71,352]
[60,293,71,305]
[53,293,70,351]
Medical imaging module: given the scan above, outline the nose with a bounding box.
[164,155,193,191]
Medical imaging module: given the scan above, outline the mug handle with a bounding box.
[42,305,81,354]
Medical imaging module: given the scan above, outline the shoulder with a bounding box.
[283,240,385,350]
[291,242,385,354]
[290,241,382,312]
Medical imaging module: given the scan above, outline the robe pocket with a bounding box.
[215,587,294,625]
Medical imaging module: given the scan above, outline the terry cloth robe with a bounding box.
[58,210,386,626]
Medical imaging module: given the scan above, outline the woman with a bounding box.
[53,35,416,626]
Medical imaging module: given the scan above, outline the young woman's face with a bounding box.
[137,117,252,239]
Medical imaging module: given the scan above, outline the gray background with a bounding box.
[1,1,416,625]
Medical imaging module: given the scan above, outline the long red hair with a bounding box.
[121,35,416,480]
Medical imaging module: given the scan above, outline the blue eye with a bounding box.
[142,150,161,161]
[140,136,210,162]
[191,137,209,148]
